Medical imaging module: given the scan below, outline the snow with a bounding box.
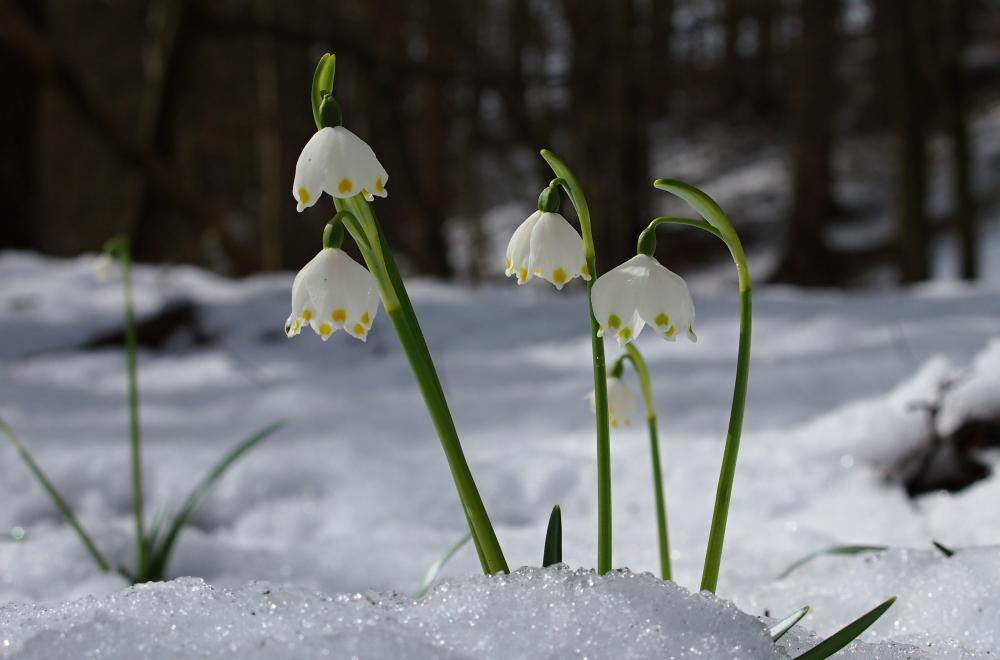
[1,251,999,657]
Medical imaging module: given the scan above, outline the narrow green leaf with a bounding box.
[414,532,473,599]
[146,421,284,579]
[792,597,896,660]
[310,53,337,130]
[769,605,811,641]
[932,540,955,557]
[0,418,112,572]
[542,504,562,567]
[778,545,888,579]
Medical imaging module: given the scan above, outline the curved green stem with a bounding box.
[614,345,671,580]
[541,149,612,575]
[650,179,751,594]
[334,197,508,575]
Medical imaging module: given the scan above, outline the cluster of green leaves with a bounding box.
[1,238,281,584]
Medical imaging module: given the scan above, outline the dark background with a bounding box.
[1,0,998,286]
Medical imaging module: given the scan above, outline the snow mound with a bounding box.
[0,567,790,659]
[741,547,1000,659]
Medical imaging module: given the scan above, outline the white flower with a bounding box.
[591,254,696,346]
[587,377,638,428]
[292,126,388,212]
[285,248,379,342]
[504,211,589,289]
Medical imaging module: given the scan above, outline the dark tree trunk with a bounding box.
[879,0,931,283]
[0,0,44,250]
[943,0,977,279]
[772,0,839,286]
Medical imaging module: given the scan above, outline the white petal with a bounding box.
[292,127,338,212]
[605,377,638,427]
[505,211,541,283]
[286,248,380,342]
[632,255,696,342]
[527,212,588,289]
[590,256,648,345]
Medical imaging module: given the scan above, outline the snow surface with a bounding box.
[1,251,999,657]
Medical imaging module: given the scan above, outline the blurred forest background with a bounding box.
[1,0,998,286]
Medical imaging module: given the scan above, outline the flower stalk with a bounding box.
[539,149,613,574]
[645,179,752,594]
[105,237,148,580]
[611,344,671,580]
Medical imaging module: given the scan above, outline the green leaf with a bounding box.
[932,540,955,557]
[792,597,896,660]
[652,179,747,276]
[769,605,810,641]
[542,504,562,567]
[0,418,112,572]
[414,532,472,599]
[778,545,888,579]
[311,53,337,131]
[145,421,284,580]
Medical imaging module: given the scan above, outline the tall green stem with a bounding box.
[335,198,508,575]
[649,179,752,594]
[117,243,147,579]
[619,344,671,580]
[540,149,613,575]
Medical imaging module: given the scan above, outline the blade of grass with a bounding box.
[414,532,473,599]
[931,540,955,557]
[769,605,811,641]
[0,418,111,572]
[792,597,896,660]
[778,545,887,579]
[542,504,562,567]
[145,421,284,579]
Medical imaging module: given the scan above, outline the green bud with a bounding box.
[318,94,343,128]
[323,217,345,249]
[537,185,561,213]
[636,228,656,257]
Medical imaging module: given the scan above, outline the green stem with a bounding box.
[117,244,147,579]
[0,419,112,572]
[540,149,612,575]
[649,179,752,594]
[335,197,508,575]
[621,344,671,581]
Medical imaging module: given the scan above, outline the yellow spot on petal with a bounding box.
[506,258,512,270]
[319,323,332,336]
[654,312,670,327]
[361,311,371,325]
[533,268,542,276]
[608,314,622,329]
[352,323,364,335]
[611,419,618,429]
[581,263,590,278]
[331,308,347,323]
[297,187,311,203]
[361,188,369,198]
[552,268,567,284]
[302,309,313,322]
[338,178,353,194]
[617,327,632,341]
[518,267,528,282]
[664,325,676,337]
[375,176,384,193]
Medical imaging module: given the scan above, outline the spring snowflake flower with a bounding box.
[587,377,638,428]
[591,254,696,347]
[292,126,388,212]
[505,211,589,289]
[285,248,379,342]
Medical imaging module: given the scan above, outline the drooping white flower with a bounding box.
[591,254,696,346]
[292,126,388,212]
[505,211,589,289]
[587,376,638,428]
[285,248,379,342]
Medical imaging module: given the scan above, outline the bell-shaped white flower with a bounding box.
[285,248,380,342]
[587,376,638,428]
[591,254,696,346]
[292,126,388,212]
[505,211,589,289]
